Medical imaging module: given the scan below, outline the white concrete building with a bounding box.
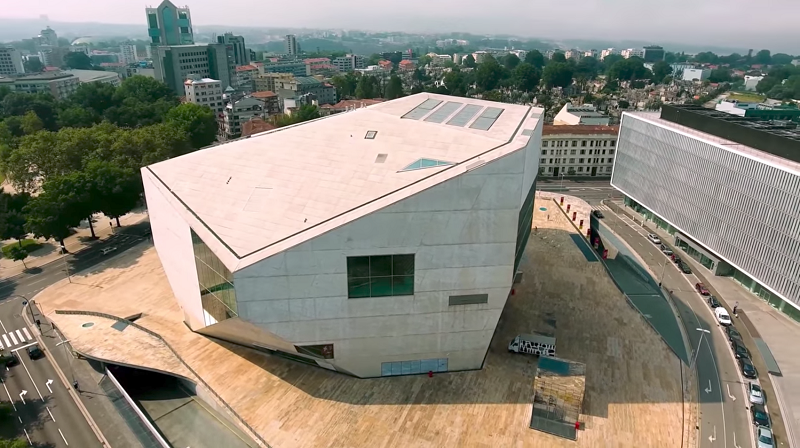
[184,76,224,114]
[0,71,79,100]
[620,48,645,59]
[0,47,24,75]
[120,43,138,64]
[142,94,543,378]
[553,103,610,126]
[64,69,122,87]
[332,54,365,72]
[472,51,490,63]
[744,75,764,91]
[285,34,299,56]
[681,68,711,82]
[539,125,619,177]
[223,95,266,138]
[427,53,453,66]
[600,48,617,60]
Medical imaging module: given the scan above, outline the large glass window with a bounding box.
[514,180,537,273]
[295,344,334,359]
[381,358,448,376]
[347,254,415,298]
[191,230,237,326]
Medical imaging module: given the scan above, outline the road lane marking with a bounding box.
[17,357,43,400]
[8,332,16,345]
[23,429,31,445]
[10,342,38,352]
[727,384,736,401]
[705,380,712,394]
[2,380,17,411]
[19,390,26,404]
[46,379,53,393]
[709,425,716,443]
[22,328,31,340]
[15,330,24,342]
[0,318,6,333]
[47,406,55,422]
[58,428,69,445]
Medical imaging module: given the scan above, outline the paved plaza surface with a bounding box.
[33,199,689,448]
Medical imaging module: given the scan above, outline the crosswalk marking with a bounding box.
[15,330,23,342]
[2,335,9,348]
[9,332,17,345]
[0,329,34,350]
[593,205,612,211]
[22,328,31,340]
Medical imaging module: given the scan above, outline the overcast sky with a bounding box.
[2,0,799,53]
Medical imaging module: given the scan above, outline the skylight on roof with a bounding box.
[400,158,454,172]
[365,130,377,139]
[402,99,443,120]
[470,107,505,131]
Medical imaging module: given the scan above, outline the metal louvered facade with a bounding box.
[611,113,800,309]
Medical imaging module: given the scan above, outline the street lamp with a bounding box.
[560,172,566,191]
[690,327,711,369]
[10,295,36,327]
[56,338,75,382]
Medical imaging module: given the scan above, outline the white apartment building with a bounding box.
[744,75,764,91]
[682,68,711,82]
[427,53,453,66]
[285,34,299,56]
[0,72,79,100]
[120,43,138,64]
[600,48,617,60]
[539,125,619,177]
[472,51,490,63]
[184,77,224,115]
[223,96,265,137]
[621,48,645,59]
[584,49,599,58]
[0,47,24,76]
[509,49,528,60]
[332,54,365,72]
[564,49,580,60]
[553,103,610,126]
[142,93,543,378]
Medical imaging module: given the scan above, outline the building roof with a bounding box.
[236,65,258,72]
[294,76,322,85]
[146,93,542,269]
[252,90,277,98]
[542,125,619,135]
[64,69,121,83]
[184,77,220,85]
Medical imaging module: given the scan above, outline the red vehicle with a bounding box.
[695,282,710,296]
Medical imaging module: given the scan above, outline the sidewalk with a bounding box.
[613,200,800,447]
[0,209,149,279]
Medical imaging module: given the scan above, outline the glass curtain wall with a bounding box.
[191,230,237,326]
[514,180,537,274]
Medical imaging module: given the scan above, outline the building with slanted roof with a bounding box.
[143,93,544,378]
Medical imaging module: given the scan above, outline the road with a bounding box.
[537,179,622,204]
[0,224,151,447]
[596,205,754,448]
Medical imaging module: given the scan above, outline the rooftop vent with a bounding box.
[375,153,388,163]
[365,130,378,139]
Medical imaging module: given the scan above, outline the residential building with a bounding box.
[255,72,295,93]
[120,43,138,64]
[584,49,598,58]
[332,54,365,73]
[217,33,249,66]
[146,0,194,45]
[378,60,393,72]
[539,125,618,177]
[564,49,580,60]
[792,59,800,67]
[90,51,119,65]
[319,98,385,116]
[612,105,800,322]
[553,103,610,126]
[428,53,453,66]
[0,47,24,76]
[234,64,258,92]
[715,100,800,121]
[223,96,266,138]
[681,68,711,82]
[276,76,337,106]
[743,75,763,91]
[261,61,308,77]
[600,48,617,60]
[99,63,129,79]
[37,46,69,68]
[285,34,299,56]
[152,44,233,95]
[620,48,645,59]
[304,58,336,76]
[38,26,58,47]
[642,45,665,62]
[251,90,280,116]
[472,51,490,63]
[184,76,224,115]
[509,50,528,60]
[0,72,79,100]
[141,93,543,378]
[398,60,415,72]
[452,53,464,65]
[128,64,156,79]
[64,69,122,87]
[240,117,277,137]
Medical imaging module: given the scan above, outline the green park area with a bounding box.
[727,91,767,103]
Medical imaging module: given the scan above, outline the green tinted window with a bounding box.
[192,230,237,326]
[347,254,415,298]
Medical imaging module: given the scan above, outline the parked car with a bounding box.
[739,357,758,379]
[592,210,604,219]
[647,233,661,244]
[26,345,43,360]
[715,307,732,326]
[101,246,118,256]
[749,382,765,405]
[695,282,710,295]
[751,404,770,427]
[660,244,673,256]
[726,326,743,343]
[757,426,774,448]
[707,295,721,308]
[2,352,18,367]
[679,262,692,274]
[731,340,749,359]
[672,254,682,264]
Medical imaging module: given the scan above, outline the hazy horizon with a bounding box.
[2,0,799,54]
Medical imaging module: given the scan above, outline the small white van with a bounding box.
[715,307,732,326]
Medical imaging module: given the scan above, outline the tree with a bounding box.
[25,172,94,244]
[708,68,732,83]
[607,58,652,81]
[693,52,719,64]
[618,100,630,109]
[575,56,600,81]
[355,75,378,99]
[1,93,59,130]
[83,160,142,226]
[651,61,673,84]
[475,57,506,91]
[166,103,218,149]
[771,53,794,65]
[0,192,31,244]
[7,245,29,269]
[502,54,521,70]
[542,62,574,89]
[524,50,545,69]
[70,82,117,115]
[23,58,44,73]
[114,75,176,104]
[756,76,782,94]
[294,104,320,122]
[442,70,467,96]
[551,52,567,63]
[755,49,771,65]
[63,52,93,70]
[331,72,359,98]
[57,106,99,128]
[513,63,541,92]
[601,54,624,73]
[20,111,43,135]
[463,54,476,68]
[385,74,404,100]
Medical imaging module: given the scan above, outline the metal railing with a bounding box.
[104,368,170,448]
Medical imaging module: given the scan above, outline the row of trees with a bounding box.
[330,72,404,100]
[0,76,218,250]
[755,64,800,100]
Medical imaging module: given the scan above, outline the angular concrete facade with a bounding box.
[143,93,543,378]
[612,112,800,312]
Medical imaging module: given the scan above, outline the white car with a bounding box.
[757,426,774,448]
[647,233,661,244]
[715,307,732,326]
[749,382,764,405]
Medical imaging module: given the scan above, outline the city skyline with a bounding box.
[1,0,798,54]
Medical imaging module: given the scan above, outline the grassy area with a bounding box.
[728,92,766,103]
[1,239,42,258]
